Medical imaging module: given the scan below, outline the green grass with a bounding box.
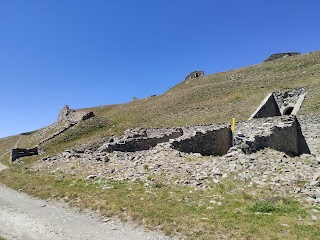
[0,166,319,239]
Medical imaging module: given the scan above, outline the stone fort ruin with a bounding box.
[98,88,315,157]
[185,71,205,80]
[264,52,300,62]
[11,105,95,161]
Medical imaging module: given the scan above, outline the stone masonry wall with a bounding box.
[99,128,183,152]
[171,125,232,156]
[235,116,309,156]
[11,147,38,162]
[298,114,320,157]
[98,116,309,157]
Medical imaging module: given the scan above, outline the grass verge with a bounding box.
[1,166,319,239]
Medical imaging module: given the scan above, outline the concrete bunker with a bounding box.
[250,88,306,119]
[11,147,38,162]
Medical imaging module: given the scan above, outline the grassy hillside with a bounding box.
[1,51,320,159]
[1,51,320,239]
[90,50,320,131]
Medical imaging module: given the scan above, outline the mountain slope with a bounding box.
[1,51,320,158]
[1,51,320,240]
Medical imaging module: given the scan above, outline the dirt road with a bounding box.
[0,164,169,240]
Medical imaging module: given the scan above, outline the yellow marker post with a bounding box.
[231,118,235,133]
[231,117,235,146]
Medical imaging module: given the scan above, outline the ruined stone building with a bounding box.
[185,71,205,80]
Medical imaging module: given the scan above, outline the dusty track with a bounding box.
[0,164,168,240]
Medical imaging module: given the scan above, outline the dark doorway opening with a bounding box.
[283,106,294,115]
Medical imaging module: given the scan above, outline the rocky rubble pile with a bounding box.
[35,142,320,205]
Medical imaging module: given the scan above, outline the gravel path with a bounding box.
[0,164,169,240]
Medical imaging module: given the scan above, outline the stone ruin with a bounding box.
[264,52,300,62]
[99,128,183,153]
[249,88,306,119]
[98,115,310,157]
[98,87,315,157]
[58,105,94,123]
[11,105,95,161]
[273,88,306,115]
[99,125,232,156]
[11,147,38,162]
[12,88,316,162]
[235,116,309,156]
[171,125,231,156]
[185,71,205,80]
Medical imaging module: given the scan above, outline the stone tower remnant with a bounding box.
[57,105,94,123]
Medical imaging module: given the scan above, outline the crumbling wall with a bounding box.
[171,125,232,156]
[11,147,38,162]
[254,120,299,155]
[185,71,204,80]
[58,105,70,122]
[99,128,183,152]
[235,116,309,156]
[297,114,320,156]
[264,52,300,62]
[98,116,310,157]
[57,105,94,123]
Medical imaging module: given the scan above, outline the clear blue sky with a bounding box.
[1,0,319,138]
